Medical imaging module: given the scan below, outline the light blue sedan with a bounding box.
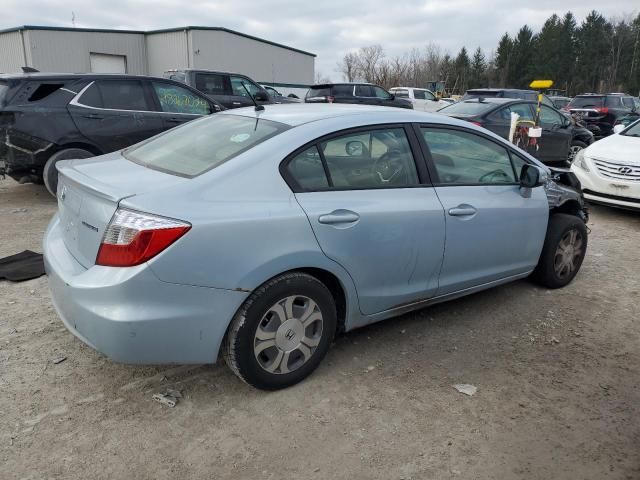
[44,104,588,390]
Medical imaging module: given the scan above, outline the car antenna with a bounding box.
[241,82,265,112]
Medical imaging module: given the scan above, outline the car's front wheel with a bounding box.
[223,272,337,390]
[532,214,588,289]
[568,140,588,164]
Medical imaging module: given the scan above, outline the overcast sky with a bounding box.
[2,0,638,80]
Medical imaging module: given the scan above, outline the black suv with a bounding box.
[0,73,221,194]
[463,88,556,108]
[164,69,272,109]
[438,98,594,165]
[567,93,639,137]
[305,83,413,109]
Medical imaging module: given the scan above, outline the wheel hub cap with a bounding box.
[253,295,324,375]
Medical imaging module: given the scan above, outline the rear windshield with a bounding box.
[391,89,409,98]
[124,114,289,177]
[439,101,494,116]
[569,96,605,108]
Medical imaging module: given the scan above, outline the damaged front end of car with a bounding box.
[544,166,589,223]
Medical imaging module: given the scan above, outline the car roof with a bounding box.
[466,88,536,93]
[310,83,376,88]
[0,72,172,82]
[220,103,463,127]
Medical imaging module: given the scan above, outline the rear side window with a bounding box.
[152,82,210,115]
[124,114,289,177]
[285,128,420,191]
[333,85,354,96]
[287,146,329,190]
[569,96,604,108]
[355,85,374,97]
[78,80,151,111]
[413,90,426,100]
[392,89,409,98]
[489,103,534,122]
[28,83,64,102]
[421,127,517,185]
[195,73,228,95]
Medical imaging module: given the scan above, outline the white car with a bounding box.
[390,87,449,112]
[571,120,640,210]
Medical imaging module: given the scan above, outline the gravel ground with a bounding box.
[1,177,639,480]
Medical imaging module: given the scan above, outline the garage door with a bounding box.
[89,53,127,74]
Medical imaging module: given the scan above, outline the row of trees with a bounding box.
[336,10,640,96]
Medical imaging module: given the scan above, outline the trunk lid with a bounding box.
[56,152,189,268]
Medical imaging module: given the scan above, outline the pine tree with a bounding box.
[470,47,487,88]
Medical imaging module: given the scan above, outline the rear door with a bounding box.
[284,125,446,315]
[483,102,535,141]
[538,105,571,163]
[354,85,378,106]
[149,80,214,130]
[68,79,164,153]
[418,125,548,295]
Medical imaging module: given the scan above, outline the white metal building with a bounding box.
[0,25,315,87]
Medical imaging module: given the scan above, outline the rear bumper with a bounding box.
[44,214,249,364]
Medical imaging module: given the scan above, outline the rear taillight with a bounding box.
[470,121,482,127]
[96,209,190,267]
[596,107,609,114]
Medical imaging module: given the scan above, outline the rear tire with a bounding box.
[223,272,336,390]
[43,148,94,196]
[531,214,587,289]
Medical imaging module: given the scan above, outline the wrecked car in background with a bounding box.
[0,73,222,195]
[44,104,588,391]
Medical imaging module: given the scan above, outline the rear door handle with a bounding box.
[318,210,360,225]
[448,205,477,217]
[85,113,104,120]
[166,117,182,123]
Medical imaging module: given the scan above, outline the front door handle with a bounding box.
[318,210,360,225]
[85,113,104,120]
[448,205,477,217]
[166,117,182,123]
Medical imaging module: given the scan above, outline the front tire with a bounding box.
[568,140,588,164]
[223,272,337,390]
[43,148,94,196]
[532,214,587,289]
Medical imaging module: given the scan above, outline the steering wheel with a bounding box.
[479,169,511,183]
[372,150,406,185]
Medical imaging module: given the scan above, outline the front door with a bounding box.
[284,126,445,315]
[68,79,165,153]
[537,105,572,163]
[419,126,548,295]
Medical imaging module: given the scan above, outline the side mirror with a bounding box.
[388,93,395,100]
[520,164,544,188]
[345,140,366,156]
[613,124,625,134]
[254,91,269,102]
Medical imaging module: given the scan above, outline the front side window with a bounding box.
[373,86,390,99]
[152,82,210,115]
[318,128,419,188]
[231,76,261,97]
[413,90,426,100]
[421,127,517,185]
[78,80,151,111]
[195,73,227,95]
[621,97,634,109]
[539,105,564,127]
[125,114,288,177]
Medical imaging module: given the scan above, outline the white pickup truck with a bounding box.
[389,87,449,112]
